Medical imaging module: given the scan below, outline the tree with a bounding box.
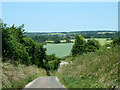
[2,24,31,65]
[54,39,60,43]
[71,35,86,56]
[2,23,46,67]
[2,22,61,71]
[66,38,71,43]
[45,54,60,71]
[85,39,101,52]
[23,37,46,67]
[34,43,46,67]
[112,37,120,46]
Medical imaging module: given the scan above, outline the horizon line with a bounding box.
[26,30,117,33]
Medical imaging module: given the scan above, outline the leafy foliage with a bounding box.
[65,38,71,43]
[71,35,101,56]
[85,39,101,52]
[54,38,60,43]
[2,23,60,70]
[45,54,61,71]
[2,24,31,65]
[111,37,120,46]
[71,35,86,56]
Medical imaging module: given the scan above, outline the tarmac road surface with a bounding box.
[24,76,66,89]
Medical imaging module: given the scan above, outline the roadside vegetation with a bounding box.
[71,35,101,57]
[2,61,47,88]
[2,23,61,71]
[1,23,61,88]
[56,36,119,88]
[1,20,119,88]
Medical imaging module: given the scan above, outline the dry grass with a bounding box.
[2,61,47,88]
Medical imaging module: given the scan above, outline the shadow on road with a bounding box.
[45,69,51,76]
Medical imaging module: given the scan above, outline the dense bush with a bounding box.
[71,35,86,56]
[71,35,101,56]
[65,38,71,43]
[85,39,101,52]
[111,37,120,46]
[2,24,31,65]
[54,39,60,43]
[23,37,46,67]
[2,22,60,71]
[105,43,111,47]
[45,54,61,71]
[104,37,120,48]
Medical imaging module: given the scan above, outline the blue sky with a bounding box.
[2,2,118,32]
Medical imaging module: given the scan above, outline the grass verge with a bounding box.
[2,62,47,88]
[56,46,118,88]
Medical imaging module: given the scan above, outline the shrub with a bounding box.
[2,23,46,67]
[106,38,111,41]
[45,54,61,71]
[105,43,111,47]
[111,37,120,46]
[2,24,31,65]
[85,39,101,52]
[71,35,101,56]
[66,38,71,43]
[54,39,60,43]
[71,35,86,56]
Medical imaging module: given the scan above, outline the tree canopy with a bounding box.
[71,35,101,57]
[2,23,60,71]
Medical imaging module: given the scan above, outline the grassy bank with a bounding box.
[2,61,47,88]
[56,46,118,88]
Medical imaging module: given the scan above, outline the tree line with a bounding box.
[25,34,73,44]
[71,34,120,57]
[24,31,118,44]
[2,23,60,71]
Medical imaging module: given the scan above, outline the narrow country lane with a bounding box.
[24,76,66,89]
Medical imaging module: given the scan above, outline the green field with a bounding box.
[44,38,112,58]
[44,43,74,57]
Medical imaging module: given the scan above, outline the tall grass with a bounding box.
[56,46,118,88]
[2,62,47,88]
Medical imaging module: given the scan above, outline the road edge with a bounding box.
[55,77,67,88]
